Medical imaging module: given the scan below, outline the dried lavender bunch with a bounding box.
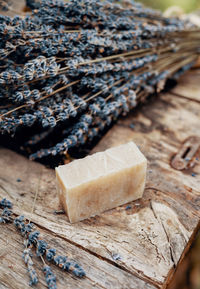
[0,0,199,161]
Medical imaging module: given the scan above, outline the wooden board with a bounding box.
[0,69,200,289]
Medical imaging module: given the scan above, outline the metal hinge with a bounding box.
[171,136,200,170]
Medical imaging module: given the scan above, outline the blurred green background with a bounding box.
[140,0,200,12]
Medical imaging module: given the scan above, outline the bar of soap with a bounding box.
[56,141,147,223]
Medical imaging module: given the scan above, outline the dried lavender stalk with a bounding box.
[43,265,57,289]
[23,248,39,286]
[46,250,86,278]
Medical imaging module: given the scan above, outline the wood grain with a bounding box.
[171,69,200,102]
[0,70,200,289]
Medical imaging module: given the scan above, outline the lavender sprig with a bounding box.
[53,254,86,278]
[43,265,57,289]
[23,248,39,286]
[1,193,86,289]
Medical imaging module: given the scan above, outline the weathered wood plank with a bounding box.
[0,89,200,288]
[1,70,200,289]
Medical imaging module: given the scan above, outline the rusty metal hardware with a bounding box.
[171,136,200,170]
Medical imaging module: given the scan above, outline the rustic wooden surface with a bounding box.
[0,69,200,289]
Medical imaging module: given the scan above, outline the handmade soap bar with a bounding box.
[56,141,147,223]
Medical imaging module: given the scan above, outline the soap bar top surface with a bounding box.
[56,142,146,189]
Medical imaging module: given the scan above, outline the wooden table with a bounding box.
[0,68,200,289]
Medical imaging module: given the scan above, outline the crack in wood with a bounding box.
[142,229,162,263]
[150,201,176,268]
